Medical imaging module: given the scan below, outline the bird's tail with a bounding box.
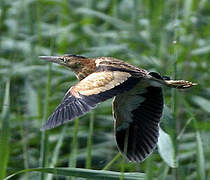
[148,72,197,89]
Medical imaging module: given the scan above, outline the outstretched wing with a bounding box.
[41,71,141,131]
[113,83,164,162]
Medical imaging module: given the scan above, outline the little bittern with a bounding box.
[39,54,196,162]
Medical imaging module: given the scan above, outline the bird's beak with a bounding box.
[39,56,66,66]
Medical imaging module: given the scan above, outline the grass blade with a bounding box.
[40,64,52,180]
[157,162,169,180]
[184,99,206,180]
[0,79,10,180]
[192,96,210,113]
[68,118,80,180]
[103,153,121,170]
[76,8,132,30]
[5,167,145,180]
[86,111,95,169]
[145,156,153,180]
[158,128,177,168]
[196,131,206,180]
[46,126,67,180]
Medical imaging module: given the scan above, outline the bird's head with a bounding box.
[39,54,87,70]
[39,54,96,80]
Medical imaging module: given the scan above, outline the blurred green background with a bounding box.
[0,0,210,179]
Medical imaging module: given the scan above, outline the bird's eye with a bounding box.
[63,57,67,63]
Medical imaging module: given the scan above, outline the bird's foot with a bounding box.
[165,80,197,89]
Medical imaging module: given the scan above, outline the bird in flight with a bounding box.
[39,54,196,162]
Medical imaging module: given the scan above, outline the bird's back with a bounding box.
[94,57,148,78]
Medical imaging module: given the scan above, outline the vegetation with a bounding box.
[0,0,209,179]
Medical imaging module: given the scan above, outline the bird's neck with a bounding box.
[73,59,96,80]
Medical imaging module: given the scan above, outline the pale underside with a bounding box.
[113,81,148,131]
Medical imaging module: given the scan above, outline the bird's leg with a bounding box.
[149,75,197,89]
[164,79,197,89]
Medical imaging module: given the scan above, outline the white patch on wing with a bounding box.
[115,96,145,131]
[72,71,131,96]
[113,81,148,131]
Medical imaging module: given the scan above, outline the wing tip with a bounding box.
[119,141,158,163]
[40,126,47,131]
[40,93,97,131]
[115,122,160,163]
[40,123,53,131]
[40,121,57,131]
[118,144,157,163]
[40,111,63,131]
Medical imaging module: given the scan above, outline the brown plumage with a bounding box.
[39,54,196,162]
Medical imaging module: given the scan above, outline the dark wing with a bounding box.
[113,83,164,162]
[41,71,141,131]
